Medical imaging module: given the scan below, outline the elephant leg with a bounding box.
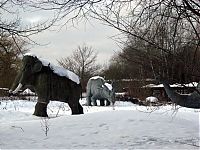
[33,102,48,117]
[68,100,80,115]
[91,96,97,106]
[100,99,105,106]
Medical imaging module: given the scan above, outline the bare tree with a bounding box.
[0,33,28,88]
[0,0,58,54]
[58,44,101,90]
[102,53,133,80]
[1,1,199,55]
[16,1,198,40]
[2,1,199,58]
[0,0,57,36]
[8,0,198,76]
[120,17,200,82]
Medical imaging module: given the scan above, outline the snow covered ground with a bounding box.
[0,98,199,149]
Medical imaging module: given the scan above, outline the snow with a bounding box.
[89,75,105,80]
[24,53,80,84]
[0,98,199,149]
[144,82,198,88]
[104,82,112,90]
[22,88,36,95]
[0,88,8,90]
[146,96,159,103]
[89,76,113,90]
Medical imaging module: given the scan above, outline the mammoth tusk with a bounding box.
[12,83,22,94]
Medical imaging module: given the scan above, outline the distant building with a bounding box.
[113,78,155,100]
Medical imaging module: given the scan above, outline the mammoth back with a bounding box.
[39,65,80,87]
[87,78,105,88]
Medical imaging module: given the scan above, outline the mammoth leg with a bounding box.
[86,96,92,106]
[100,99,105,106]
[33,102,48,117]
[106,100,110,106]
[91,96,97,106]
[68,100,80,115]
[78,102,84,114]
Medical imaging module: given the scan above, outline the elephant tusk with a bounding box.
[12,83,22,94]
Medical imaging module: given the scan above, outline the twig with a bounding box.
[40,117,50,136]
[11,125,24,132]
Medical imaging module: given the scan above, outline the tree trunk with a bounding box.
[33,102,48,117]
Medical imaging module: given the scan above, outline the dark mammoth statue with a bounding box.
[9,54,84,117]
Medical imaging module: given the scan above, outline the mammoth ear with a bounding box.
[32,61,42,73]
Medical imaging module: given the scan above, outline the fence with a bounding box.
[0,88,37,101]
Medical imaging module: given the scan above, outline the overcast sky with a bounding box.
[26,16,121,66]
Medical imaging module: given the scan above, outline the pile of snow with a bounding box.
[22,88,35,95]
[24,53,80,84]
[0,98,199,149]
[104,82,112,91]
[115,92,125,96]
[146,96,158,103]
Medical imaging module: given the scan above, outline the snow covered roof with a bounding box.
[0,88,9,90]
[22,88,36,95]
[24,53,80,84]
[143,82,198,88]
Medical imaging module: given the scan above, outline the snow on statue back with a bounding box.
[9,54,83,117]
[86,76,115,106]
[25,53,80,84]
